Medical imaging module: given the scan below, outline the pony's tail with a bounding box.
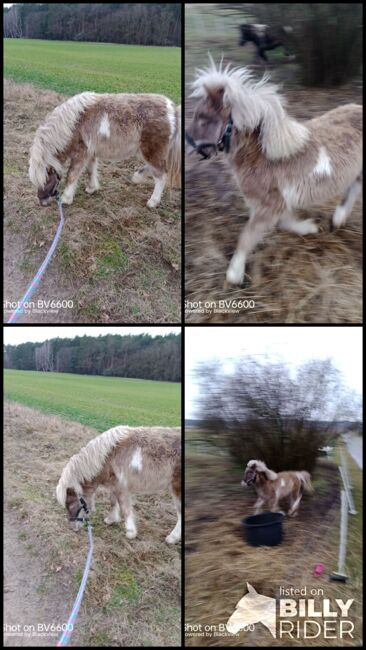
[167,104,181,189]
[299,471,314,494]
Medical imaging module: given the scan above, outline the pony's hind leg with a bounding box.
[147,170,167,209]
[279,213,318,235]
[132,165,151,184]
[332,174,362,228]
[85,156,100,194]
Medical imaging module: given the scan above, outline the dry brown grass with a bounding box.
[4,401,181,647]
[185,438,362,646]
[185,85,362,324]
[4,80,181,323]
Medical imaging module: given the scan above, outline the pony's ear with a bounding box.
[204,85,225,110]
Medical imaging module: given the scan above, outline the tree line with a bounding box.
[4,3,181,47]
[4,333,181,382]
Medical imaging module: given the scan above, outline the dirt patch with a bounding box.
[185,85,362,324]
[185,453,362,646]
[4,508,87,647]
[4,80,181,323]
[4,401,181,647]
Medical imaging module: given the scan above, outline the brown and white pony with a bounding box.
[241,459,313,516]
[56,425,181,544]
[186,57,362,285]
[29,92,181,208]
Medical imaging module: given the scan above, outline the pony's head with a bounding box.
[187,55,310,161]
[241,460,278,487]
[36,166,61,206]
[56,476,89,532]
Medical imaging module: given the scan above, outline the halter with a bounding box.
[185,116,234,160]
[69,496,89,522]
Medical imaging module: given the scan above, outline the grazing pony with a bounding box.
[56,425,181,544]
[29,92,181,208]
[241,460,313,517]
[186,58,362,285]
[239,23,293,62]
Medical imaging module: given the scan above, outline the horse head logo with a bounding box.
[226,583,276,638]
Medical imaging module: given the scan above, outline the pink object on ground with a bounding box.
[313,563,325,577]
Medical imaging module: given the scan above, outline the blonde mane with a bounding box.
[191,56,310,160]
[29,91,98,189]
[56,425,131,506]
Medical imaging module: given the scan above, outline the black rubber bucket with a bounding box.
[242,511,284,546]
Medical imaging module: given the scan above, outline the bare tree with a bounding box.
[196,356,361,471]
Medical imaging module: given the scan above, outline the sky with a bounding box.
[185,326,362,418]
[3,326,181,346]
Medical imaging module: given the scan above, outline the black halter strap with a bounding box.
[69,496,90,522]
[185,116,234,160]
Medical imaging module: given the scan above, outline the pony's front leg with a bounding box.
[61,145,88,205]
[253,497,265,515]
[104,494,121,524]
[226,212,279,285]
[166,494,181,545]
[116,490,137,539]
[85,156,100,194]
[147,171,167,209]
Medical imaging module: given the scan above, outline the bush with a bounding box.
[196,356,360,472]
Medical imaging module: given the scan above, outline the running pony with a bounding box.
[186,57,362,284]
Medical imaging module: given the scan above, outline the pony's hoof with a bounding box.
[132,171,144,184]
[165,533,180,544]
[60,193,74,205]
[85,185,99,194]
[147,198,159,209]
[104,516,120,525]
[126,530,137,539]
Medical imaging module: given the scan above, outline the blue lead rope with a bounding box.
[7,195,65,324]
[57,522,94,647]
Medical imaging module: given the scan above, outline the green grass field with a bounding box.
[4,39,181,103]
[4,369,181,430]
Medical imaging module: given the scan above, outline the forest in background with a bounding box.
[3,3,181,46]
[4,333,181,382]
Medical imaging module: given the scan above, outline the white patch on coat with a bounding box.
[313,146,332,176]
[99,112,111,138]
[166,98,176,140]
[130,447,143,471]
[281,478,285,487]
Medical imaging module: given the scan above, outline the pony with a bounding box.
[56,425,181,544]
[29,92,181,208]
[186,57,362,285]
[241,460,313,517]
[239,23,293,62]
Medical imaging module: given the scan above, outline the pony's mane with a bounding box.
[191,56,310,160]
[29,91,98,189]
[56,425,131,506]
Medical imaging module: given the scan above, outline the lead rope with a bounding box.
[7,194,65,324]
[57,504,93,647]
